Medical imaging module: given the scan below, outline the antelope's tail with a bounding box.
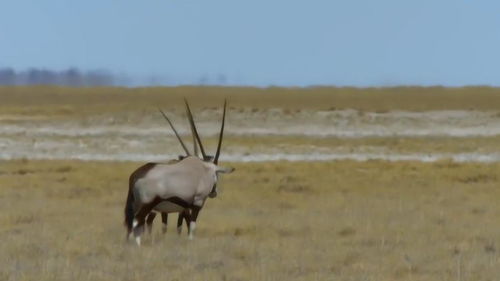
[124,187,135,232]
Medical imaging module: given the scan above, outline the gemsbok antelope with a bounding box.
[124,100,234,245]
[144,100,210,236]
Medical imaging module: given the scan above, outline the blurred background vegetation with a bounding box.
[1,85,500,114]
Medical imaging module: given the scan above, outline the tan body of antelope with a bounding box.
[130,160,191,236]
[124,100,233,245]
[142,101,203,237]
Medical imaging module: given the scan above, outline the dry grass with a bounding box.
[2,86,500,280]
[226,135,500,154]
[2,86,500,117]
[1,159,500,280]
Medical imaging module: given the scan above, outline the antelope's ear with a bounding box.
[217,167,235,174]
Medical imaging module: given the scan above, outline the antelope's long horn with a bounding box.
[158,108,191,156]
[213,99,227,165]
[191,123,199,157]
[184,99,207,159]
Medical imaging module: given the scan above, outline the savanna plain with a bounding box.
[1,86,500,281]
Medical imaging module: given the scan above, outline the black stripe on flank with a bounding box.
[164,196,191,209]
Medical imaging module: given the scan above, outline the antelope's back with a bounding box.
[134,157,208,203]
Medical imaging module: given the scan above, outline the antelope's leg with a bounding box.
[133,199,161,246]
[177,212,184,235]
[146,212,157,235]
[126,229,132,242]
[183,209,192,234]
[132,213,146,246]
[161,212,168,234]
[188,206,201,240]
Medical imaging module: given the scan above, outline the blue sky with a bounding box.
[0,0,499,86]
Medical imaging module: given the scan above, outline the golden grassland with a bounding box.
[1,160,500,281]
[2,86,500,280]
[2,86,500,116]
[226,135,500,154]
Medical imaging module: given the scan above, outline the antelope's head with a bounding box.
[185,99,234,198]
[159,99,235,198]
